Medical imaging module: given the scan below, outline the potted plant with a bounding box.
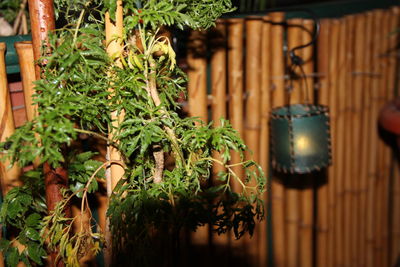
[0,0,265,266]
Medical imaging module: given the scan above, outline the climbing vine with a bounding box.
[0,0,265,266]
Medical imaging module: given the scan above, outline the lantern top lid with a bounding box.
[271,104,328,118]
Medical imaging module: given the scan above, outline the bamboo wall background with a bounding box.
[184,6,400,267]
[1,5,400,267]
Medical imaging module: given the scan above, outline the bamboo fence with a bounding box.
[1,4,400,267]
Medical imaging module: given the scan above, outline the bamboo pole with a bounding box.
[14,41,37,121]
[366,10,384,267]
[210,20,230,252]
[333,17,347,267]
[227,18,245,189]
[285,18,302,267]
[27,1,69,265]
[104,1,124,265]
[259,15,272,267]
[389,7,400,266]
[226,18,245,260]
[27,0,55,79]
[316,18,330,267]
[373,10,390,267]
[187,30,208,122]
[299,19,315,267]
[350,14,366,267]
[377,11,392,267]
[243,17,263,265]
[269,12,286,267]
[326,19,340,267]
[357,13,372,267]
[0,43,22,196]
[187,29,211,253]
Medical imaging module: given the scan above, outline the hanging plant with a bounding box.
[0,0,265,266]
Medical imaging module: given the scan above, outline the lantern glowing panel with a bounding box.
[270,104,332,173]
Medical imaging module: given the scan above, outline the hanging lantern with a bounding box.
[270,104,332,174]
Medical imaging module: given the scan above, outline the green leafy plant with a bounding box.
[0,0,265,266]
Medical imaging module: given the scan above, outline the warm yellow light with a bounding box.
[295,135,313,155]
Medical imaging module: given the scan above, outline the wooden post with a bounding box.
[326,19,340,267]
[316,18,330,267]
[14,41,37,121]
[269,12,286,267]
[244,17,263,265]
[259,15,272,267]
[285,18,302,267]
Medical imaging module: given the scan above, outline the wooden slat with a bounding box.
[269,12,287,267]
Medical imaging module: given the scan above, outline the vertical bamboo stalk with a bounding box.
[27,0,55,79]
[227,18,245,191]
[27,2,68,265]
[259,15,272,267]
[269,12,286,267]
[334,17,347,267]
[187,29,210,252]
[316,18,330,267]
[326,19,340,267]
[0,44,21,196]
[104,2,124,265]
[373,10,390,267]
[210,20,230,251]
[0,42,14,267]
[285,18,302,267]
[244,17,263,265]
[299,19,315,267]
[350,14,366,267]
[376,11,391,267]
[389,7,400,266]
[227,18,245,259]
[15,41,37,121]
[366,10,383,267]
[359,12,373,267]
[188,30,208,122]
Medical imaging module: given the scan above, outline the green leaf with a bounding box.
[25,228,41,241]
[26,213,41,227]
[6,247,19,267]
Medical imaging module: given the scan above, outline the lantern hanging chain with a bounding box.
[285,9,320,105]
